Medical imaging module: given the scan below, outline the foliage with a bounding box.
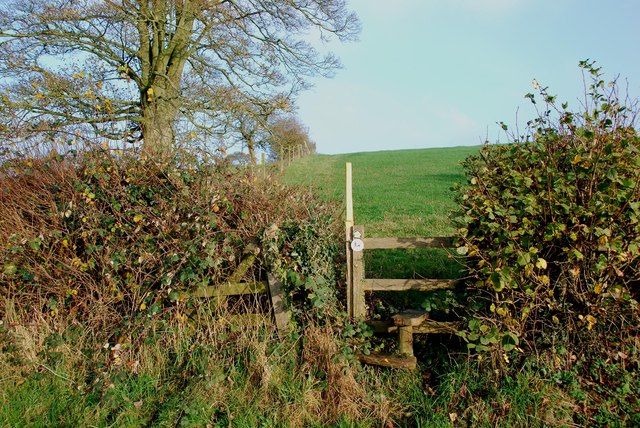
[454,61,640,418]
[267,114,316,161]
[0,0,359,161]
[0,147,342,341]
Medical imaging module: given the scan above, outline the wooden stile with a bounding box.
[344,163,464,369]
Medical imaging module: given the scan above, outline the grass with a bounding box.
[284,147,478,288]
[284,146,479,237]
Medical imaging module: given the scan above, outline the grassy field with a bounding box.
[284,146,479,282]
[283,146,479,237]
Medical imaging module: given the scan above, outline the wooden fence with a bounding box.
[345,163,462,369]
[180,243,292,339]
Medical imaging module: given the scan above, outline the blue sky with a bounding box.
[297,0,640,154]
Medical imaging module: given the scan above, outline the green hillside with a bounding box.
[283,146,480,237]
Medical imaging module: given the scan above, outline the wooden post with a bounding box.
[267,272,292,338]
[345,163,353,317]
[261,152,266,178]
[280,147,284,172]
[398,326,414,356]
[351,225,366,320]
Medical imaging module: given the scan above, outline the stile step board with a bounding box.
[363,278,459,292]
[367,319,461,334]
[358,353,417,370]
[393,309,429,327]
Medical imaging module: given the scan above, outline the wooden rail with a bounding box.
[363,278,459,292]
[364,236,454,249]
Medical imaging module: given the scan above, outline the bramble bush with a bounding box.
[455,61,640,374]
[0,148,342,342]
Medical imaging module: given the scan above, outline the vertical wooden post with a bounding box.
[398,326,414,356]
[267,272,292,339]
[345,163,353,317]
[280,148,284,172]
[261,152,266,179]
[351,225,366,320]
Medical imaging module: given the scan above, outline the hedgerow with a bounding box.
[0,148,342,342]
[454,62,639,417]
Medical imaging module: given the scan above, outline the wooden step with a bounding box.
[358,352,417,370]
[393,309,429,327]
[367,319,461,334]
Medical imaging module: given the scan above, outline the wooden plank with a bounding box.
[367,320,396,334]
[412,320,461,334]
[364,236,454,250]
[351,225,366,320]
[393,309,429,327]
[227,253,256,283]
[190,281,268,299]
[368,319,461,334]
[267,272,292,338]
[363,278,458,292]
[358,353,417,370]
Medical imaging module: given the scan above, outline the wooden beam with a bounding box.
[227,253,256,283]
[413,320,461,334]
[363,278,459,292]
[398,326,414,356]
[364,236,454,250]
[189,281,268,299]
[358,353,417,370]
[368,319,461,335]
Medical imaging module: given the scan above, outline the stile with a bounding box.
[344,162,464,368]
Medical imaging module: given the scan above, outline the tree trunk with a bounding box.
[247,142,257,166]
[141,86,179,164]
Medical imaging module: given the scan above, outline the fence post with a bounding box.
[345,163,353,317]
[351,225,366,320]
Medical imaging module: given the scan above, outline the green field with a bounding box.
[285,146,479,281]
[284,146,478,237]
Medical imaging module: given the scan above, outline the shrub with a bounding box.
[0,148,342,342]
[455,61,640,366]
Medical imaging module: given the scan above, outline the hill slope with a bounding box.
[284,146,479,237]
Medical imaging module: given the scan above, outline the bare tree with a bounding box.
[0,0,358,162]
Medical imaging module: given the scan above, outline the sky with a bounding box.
[296,0,640,154]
